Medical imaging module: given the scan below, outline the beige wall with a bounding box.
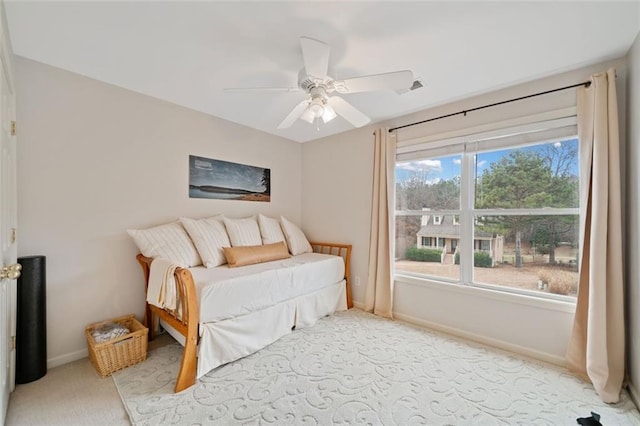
[625,31,640,405]
[301,126,374,304]
[15,57,302,366]
[302,57,627,363]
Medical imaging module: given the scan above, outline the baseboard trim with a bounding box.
[45,302,366,369]
[393,311,566,367]
[46,308,566,371]
[47,348,88,369]
[628,383,640,410]
[352,301,365,310]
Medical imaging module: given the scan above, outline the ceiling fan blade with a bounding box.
[335,70,414,93]
[300,36,330,80]
[327,96,371,128]
[277,100,310,129]
[224,87,301,93]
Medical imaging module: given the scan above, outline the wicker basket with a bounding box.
[85,314,148,377]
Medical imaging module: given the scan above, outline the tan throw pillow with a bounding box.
[280,216,312,255]
[223,241,290,268]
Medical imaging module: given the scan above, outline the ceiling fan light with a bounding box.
[322,105,337,123]
[300,106,315,123]
[309,102,324,118]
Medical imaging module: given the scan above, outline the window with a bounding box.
[395,119,579,300]
[396,152,461,281]
[477,239,490,252]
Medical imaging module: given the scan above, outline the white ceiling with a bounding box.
[5,1,640,143]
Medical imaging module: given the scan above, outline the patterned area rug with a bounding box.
[113,310,640,425]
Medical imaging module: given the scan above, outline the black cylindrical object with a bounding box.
[16,255,47,384]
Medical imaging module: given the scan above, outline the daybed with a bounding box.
[132,215,352,393]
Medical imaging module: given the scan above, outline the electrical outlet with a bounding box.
[354,276,361,286]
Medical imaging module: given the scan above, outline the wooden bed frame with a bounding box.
[136,241,352,393]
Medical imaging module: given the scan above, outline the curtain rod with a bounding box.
[388,80,591,133]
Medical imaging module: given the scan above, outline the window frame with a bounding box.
[394,117,580,303]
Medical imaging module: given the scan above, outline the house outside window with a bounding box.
[395,118,579,300]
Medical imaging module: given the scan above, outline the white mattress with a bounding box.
[188,252,344,323]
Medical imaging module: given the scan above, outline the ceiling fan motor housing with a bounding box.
[297,68,335,93]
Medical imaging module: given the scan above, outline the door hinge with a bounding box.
[10,228,16,244]
[10,336,15,351]
[11,121,16,136]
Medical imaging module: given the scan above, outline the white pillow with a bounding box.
[280,216,312,255]
[127,221,202,267]
[223,216,262,247]
[258,214,287,247]
[180,216,230,268]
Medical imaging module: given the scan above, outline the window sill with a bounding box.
[394,273,577,314]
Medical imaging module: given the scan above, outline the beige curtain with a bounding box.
[365,128,395,318]
[566,68,625,403]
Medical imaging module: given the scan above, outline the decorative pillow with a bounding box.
[180,216,230,268]
[223,216,262,247]
[280,216,312,255]
[258,214,287,247]
[223,242,290,268]
[127,221,202,267]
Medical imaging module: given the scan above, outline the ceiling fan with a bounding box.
[225,37,415,129]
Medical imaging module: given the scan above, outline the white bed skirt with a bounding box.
[197,280,347,377]
[160,280,347,378]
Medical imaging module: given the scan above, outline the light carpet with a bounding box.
[113,309,640,425]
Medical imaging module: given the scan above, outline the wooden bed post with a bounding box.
[309,242,353,309]
[135,255,199,393]
[344,244,353,309]
[136,254,155,340]
[173,268,199,392]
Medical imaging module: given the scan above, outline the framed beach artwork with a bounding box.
[189,155,270,202]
